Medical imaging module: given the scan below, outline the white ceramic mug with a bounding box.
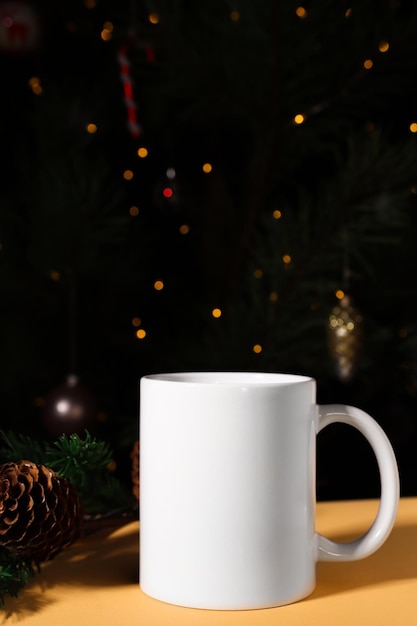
[139,372,400,610]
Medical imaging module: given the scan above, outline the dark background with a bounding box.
[1,0,417,500]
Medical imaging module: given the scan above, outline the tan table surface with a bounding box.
[0,497,415,625]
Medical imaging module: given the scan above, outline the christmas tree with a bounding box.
[1,0,417,499]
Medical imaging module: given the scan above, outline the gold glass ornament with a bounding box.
[327,295,363,381]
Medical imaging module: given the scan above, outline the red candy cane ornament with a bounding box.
[118,42,141,138]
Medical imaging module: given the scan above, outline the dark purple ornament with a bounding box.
[41,374,97,437]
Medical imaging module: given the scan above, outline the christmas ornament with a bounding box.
[0,0,41,55]
[0,460,83,562]
[327,295,363,381]
[41,375,97,438]
[118,42,141,138]
[131,439,139,505]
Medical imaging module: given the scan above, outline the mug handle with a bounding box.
[316,404,400,562]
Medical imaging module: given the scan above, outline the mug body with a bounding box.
[139,372,317,610]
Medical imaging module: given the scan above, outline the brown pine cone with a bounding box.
[131,440,139,505]
[0,460,83,562]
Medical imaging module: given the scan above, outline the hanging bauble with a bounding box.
[41,375,97,438]
[327,295,363,382]
[0,1,42,56]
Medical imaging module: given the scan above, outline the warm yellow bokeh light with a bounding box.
[136,329,147,339]
[378,41,389,53]
[101,28,112,41]
[154,280,164,291]
[132,317,141,327]
[179,224,190,234]
[253,344,263,354]
[273,209,282,219]
[123,170,134,180]
[294,114,305,125]
[202,163,213,173]
[86,123,97,134]
[28,76,42,95]
[212,308,222,318]
[129,206,139,216]
[410,122,417,133]
[363,59,373,70]
[335,289,345,300]
[49,270,61,281]
[296,6,307,18]
[137,147,148,158]
[149,12,159,24]
[282,254,292,264]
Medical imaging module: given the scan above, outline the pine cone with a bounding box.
[0,460,83,562]
[131,440,139,505]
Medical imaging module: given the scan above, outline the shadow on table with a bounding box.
[0,520,139,621]
[1,518,416,618]
[311,522,417,600]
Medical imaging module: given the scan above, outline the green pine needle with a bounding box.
[0,549,39,609]
[46,431,113,490]
[0,431,47,466]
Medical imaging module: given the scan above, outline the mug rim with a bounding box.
[141,371,314,386]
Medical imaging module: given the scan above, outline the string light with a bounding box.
[101,21,113,41]
[212,308,222,318]
[272,209,282,219]
[253,344,262,354]
[123,170,134,180]
[410,122,417,133]
[49,270,60,281]
[137,147,148,158]
[202,163,213,173]
[28,76,42,95]
[295,6,307,18]
[86,123,97,134]
[294,114,305,125]
[363,59,373,70]
[136,329,147,339]
[282,254,292,264]
[154,280,164,291]
[335,289,345,299]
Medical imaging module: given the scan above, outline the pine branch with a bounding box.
[0,549,39,609]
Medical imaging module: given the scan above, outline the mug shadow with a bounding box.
[310,522,417,601]
[1,519,415,618]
